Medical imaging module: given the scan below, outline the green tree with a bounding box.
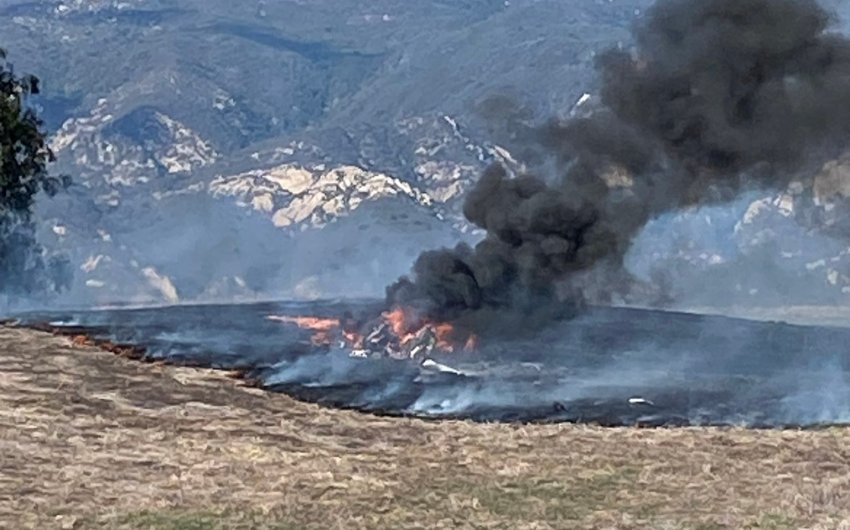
[0,47,71,299]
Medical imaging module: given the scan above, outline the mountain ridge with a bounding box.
[4,0,850,307]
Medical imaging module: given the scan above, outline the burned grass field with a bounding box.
[17,301,850,427]
[3,324,850,529]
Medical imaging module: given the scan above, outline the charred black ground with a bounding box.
[389,0,850,334]
[15,301,850,427]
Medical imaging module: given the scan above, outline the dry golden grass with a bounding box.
[2,325,850,529]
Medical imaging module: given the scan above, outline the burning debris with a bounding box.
[267,307,478,363]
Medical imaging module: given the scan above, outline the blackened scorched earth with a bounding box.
[17,301,850,427]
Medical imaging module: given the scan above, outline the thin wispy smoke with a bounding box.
[0,214,71,308]
[389,0,850,334]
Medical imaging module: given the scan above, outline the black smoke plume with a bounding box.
[388,0,850,334]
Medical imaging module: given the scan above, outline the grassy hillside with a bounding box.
[2,325,849,529]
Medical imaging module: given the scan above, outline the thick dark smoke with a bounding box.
[388,0,850,334]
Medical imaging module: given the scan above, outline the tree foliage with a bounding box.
[0,48,71,298]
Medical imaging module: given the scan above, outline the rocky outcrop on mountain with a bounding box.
[210,164,437,229]
[53,101,219,191]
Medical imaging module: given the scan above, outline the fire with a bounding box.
[343,329,363,348]
[381,307,455,347]
[432,322,455,351]
[267,315,340,331]
[267,306,478,358]
[267,315,342,346]
[382,307,413,342]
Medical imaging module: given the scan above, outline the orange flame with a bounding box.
[382,307,409,336]
[268,307,478,355]
[382,306,421,345]
[267,315,340,331]
[433,321,455,351]
[382,306,471,353]
[343,330,364,348]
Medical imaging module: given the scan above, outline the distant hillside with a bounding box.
[3,0,850,307]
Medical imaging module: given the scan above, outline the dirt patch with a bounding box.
[2,325,850,529]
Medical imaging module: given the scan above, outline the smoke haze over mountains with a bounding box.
[2,0,850,312]
[388,0,850,333]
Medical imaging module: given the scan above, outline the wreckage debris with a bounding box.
[420,358,465,376]
[267,309,476,378]
[268,307,478,363]
[345,320,442,360]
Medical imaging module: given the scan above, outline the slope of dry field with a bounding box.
[2,325,850,529]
